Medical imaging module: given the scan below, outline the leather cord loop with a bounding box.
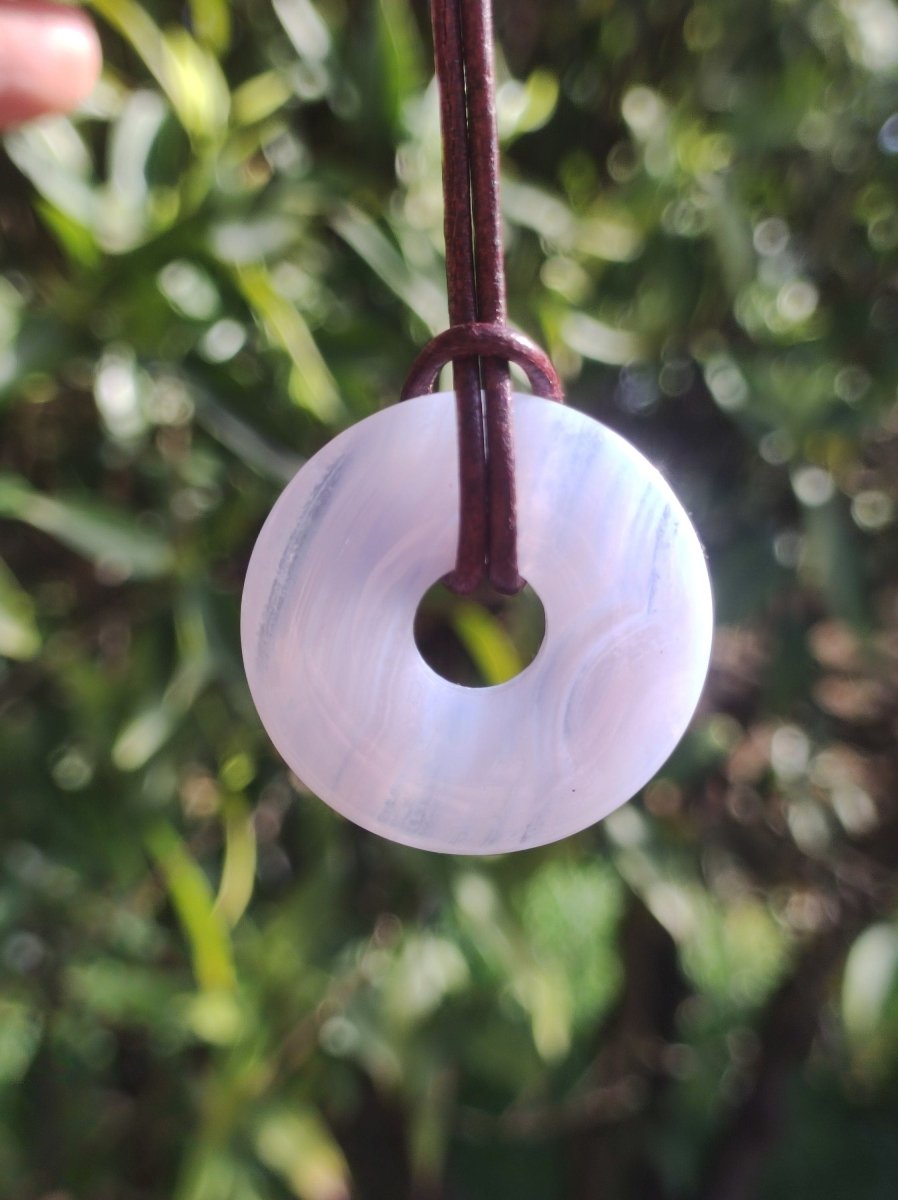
[401,324,564,405]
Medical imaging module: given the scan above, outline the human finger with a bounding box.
[0,1,101,131]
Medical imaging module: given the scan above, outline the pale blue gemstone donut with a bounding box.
[241,391,713,854]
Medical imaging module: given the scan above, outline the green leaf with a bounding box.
[518,859,624,1031]
[183,370,303,482]
[188,0,232,54]
[382,933,469,1025]
[88,0,170,88]
[498,68,560,142]
[842,923,898,1049]
[89,1,229,140]
[0,474,174,580]
[235,265,345,423]
[67,959,183,1029]
[145,821,236,993]
[179,990,245,1044]
[102,89,170,249]
[452,601,523,686]
[560,311,647,366]
[161,29,230,141]
[35,200,101,267]
[5,121,97,229]
[801,493,872,630]
[375,0,424,133]
[113,659,210,771]
[331,205,447,334]
[214,795,257,928]
[0,1002,42,1085]
[0,557,40,661]
[272,0,331,64]
[232,71,294,127]
[254,1108,351,1200]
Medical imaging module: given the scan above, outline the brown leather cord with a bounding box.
[428,0,486,594]
[405,0,565,595]
[401,324,563,405]
[458,0,518,594]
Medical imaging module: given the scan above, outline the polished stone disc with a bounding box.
[241,391,713,854]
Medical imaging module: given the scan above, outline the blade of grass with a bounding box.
[145,821,236,993]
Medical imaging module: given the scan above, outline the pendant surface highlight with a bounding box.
[241,391,713,854]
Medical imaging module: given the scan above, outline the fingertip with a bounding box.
[0,2,103,130]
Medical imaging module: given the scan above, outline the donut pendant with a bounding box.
[241,390,713,854]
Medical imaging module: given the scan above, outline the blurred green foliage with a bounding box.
[2,0,898,1197]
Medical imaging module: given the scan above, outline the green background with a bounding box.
[2,0,898,1196]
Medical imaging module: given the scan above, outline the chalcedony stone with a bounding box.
[241,391,713,854]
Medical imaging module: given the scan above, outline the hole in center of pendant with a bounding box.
[413,579,546,688]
